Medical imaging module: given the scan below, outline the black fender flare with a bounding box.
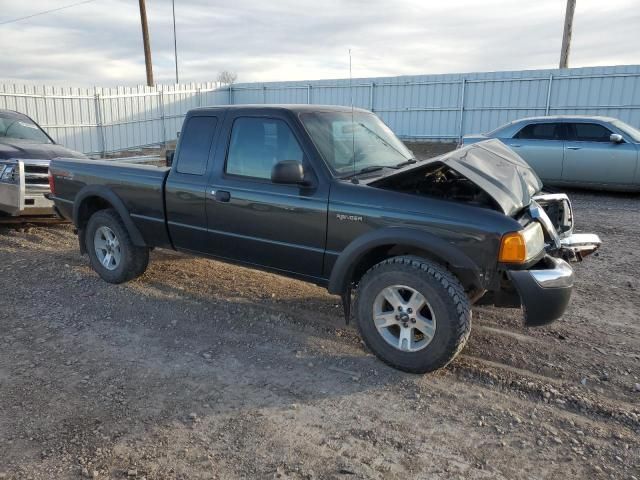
[73,185,146,247]
[327,227,482,295]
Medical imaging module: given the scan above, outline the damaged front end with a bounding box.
[502,192,600,326]
[531,193,601,262]
[367,139,544,217]
[366,139,601,326]
[369,161,503,211]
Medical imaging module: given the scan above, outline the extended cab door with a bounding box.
[204,109,329,280]
[165,112,221,252]
[562,122,638,186]
[503,122,565,181]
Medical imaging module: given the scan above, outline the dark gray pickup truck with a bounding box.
[49,105,601,373]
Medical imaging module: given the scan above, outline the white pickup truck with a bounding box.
[0,109,86,218]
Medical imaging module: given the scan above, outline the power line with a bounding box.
[0,0,99,26]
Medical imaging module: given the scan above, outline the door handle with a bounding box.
[211,190,231,202]
[567,146,581,150]
[511,144,521,148]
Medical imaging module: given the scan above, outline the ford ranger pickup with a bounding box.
[48,105,601,373]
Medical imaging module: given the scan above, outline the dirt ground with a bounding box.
[0,143,639,479]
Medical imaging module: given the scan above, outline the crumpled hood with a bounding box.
[366,139,543,217]
[0,138,86,161]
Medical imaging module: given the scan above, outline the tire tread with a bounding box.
[86,209,149,284]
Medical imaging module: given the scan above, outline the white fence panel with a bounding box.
[1,65,639,155]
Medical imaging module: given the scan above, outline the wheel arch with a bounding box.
[327,228,483,297]
[73,186,146,253]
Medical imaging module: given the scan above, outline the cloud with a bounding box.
[0,0,638,86]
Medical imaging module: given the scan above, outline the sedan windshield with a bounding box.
[300,111,413,176]
[611,119,640,143]
[0,113,52,144]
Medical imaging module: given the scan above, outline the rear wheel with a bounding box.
[354,256,471,373]
[85,209,149,284]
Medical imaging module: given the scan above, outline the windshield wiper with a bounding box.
[357,166,387,174]
[341,165,394,179]
[395,158,417,168]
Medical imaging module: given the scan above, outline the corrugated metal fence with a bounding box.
[1,65,639,155]
[0,82,229,155]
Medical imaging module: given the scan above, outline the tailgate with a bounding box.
[50,158,171,247]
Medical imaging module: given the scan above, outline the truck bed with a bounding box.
[50,159,171,247]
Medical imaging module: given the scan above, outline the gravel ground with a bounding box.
[0,143,639,479]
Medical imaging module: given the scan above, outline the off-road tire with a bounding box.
[85,208,149,284]
[354,255,471,373]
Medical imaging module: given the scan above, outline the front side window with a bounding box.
[0,113,52,144]
[176,116,217,175]
[570,123,613,142]
[300,111,413,176]
[226,117,303,179]
[515,123,561,140]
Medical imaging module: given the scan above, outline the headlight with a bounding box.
[499,222,545,263]
[0,163,18,183]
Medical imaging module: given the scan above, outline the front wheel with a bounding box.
[85,208,149,284]
[354,256,471,373]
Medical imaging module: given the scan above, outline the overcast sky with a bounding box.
[1,0,638,86]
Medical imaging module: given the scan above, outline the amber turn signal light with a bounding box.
[499,232,526,263]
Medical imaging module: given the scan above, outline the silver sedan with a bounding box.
[461,116,640,191]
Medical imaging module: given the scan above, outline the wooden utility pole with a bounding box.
[172,0,179,84]
[138,0,154,86]
[559,0,576,68]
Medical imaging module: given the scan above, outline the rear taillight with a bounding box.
[48,171,56,195]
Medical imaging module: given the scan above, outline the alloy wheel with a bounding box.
[94,226,121,271]
[372,284,437,352]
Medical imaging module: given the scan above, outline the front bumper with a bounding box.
[508,256,574,326]
[0,182,55,216]
[559,233,601,260]
[483,193,599,326]
[0,159,55,217]
[503,194,600,326]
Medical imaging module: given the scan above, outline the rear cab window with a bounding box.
[175,116,218,175]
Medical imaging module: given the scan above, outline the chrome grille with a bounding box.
[21,160,51,192]
[24,163,49,185]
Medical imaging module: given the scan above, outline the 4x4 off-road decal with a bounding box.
[336,214,363,222]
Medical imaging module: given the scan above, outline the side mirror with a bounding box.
[610,133,623,143]
[166,149,175,167]
[271,160,306,185]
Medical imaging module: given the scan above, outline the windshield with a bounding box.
[0,113,52,144]
[611,119,640,142]
[300,111,413,175]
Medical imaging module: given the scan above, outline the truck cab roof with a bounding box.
[189,104,372,115]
